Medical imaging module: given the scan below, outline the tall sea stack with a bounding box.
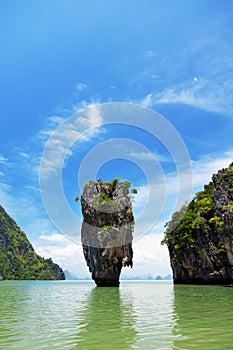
[163,163,233,284]
[81,179,134,286]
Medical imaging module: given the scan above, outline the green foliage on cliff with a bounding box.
[0,205,65,280]
[162,182,215,251]
[223,204,233,212]
[93,178,136,204]
[162,163,233,283]
[219,164,233,181]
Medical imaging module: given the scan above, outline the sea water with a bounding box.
[0,280,232,349]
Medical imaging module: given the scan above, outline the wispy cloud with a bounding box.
[19,152,30,159]
[40,103,104,177]
[129,151,156,162]
[129,150,170,163]
[75,83,87,91]
[191,150,233,191]
[48,116,65,126]
[141,78,233,116]
[141,93,153,108]
[0,182,13,210]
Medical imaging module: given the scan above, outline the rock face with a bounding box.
[0,205,65,280]
[81,179,134,286]
[163,163,233,284]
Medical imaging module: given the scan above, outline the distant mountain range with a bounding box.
[64,270,79,280]
[0,205,65,280]
[64,270,173,281]
[120,274,173,281]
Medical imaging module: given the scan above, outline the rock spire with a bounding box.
[81,178,134,286]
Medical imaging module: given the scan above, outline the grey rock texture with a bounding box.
[81,179,134,286]
[163,163,233,284]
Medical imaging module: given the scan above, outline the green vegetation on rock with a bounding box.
[162,181,215,255]
[81,178,134,286]
[0,205,65,280]
[89,178,137,211]
[162,162,233,284]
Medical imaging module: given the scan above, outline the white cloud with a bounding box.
[191,150,233,192]
[40,103,104,177]
[129,151,155,161]
[121,233,171,277]
[129,150,170,163]
[156,87,198,105]
[141,93,153,108]
[134,233,169,265]
[35,233,88,276]
[141,78,233,116]
[48,116,65,125]
[0,154,7,164]
[75,83,87,91]
[0,183,13,209]
[19,152,29,159]
[39,233,70,244]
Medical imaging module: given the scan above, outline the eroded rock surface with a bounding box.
[163,163,233,284]
[81,179,134,286]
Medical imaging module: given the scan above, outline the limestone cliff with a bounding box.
[81,179,134,286]
[0,205,65,280]
[163,163,233,284]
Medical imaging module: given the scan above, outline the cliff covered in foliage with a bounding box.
[162,163,233,284]
[81,178,134,286]
[0,205,65,280]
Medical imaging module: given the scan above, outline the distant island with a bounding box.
[0,205,65,280]
[163,163,233,284]
[64,270,173,281]
[121,274,173,281]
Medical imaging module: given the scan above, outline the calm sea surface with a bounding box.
[0,280,233,349]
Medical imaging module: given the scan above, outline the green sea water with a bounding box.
[0,280,232,349]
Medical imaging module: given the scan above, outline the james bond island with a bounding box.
[162,163,233,285]
[80,178,135,287]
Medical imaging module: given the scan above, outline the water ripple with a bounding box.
[0,281,233,349]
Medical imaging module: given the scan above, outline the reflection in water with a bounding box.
[0,281,199,350]
[128,281,176,349]
[173,285,233,349]
[75,281,177,349]
[76,287,137,349]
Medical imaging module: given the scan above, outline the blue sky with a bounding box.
[1,0,233,278]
